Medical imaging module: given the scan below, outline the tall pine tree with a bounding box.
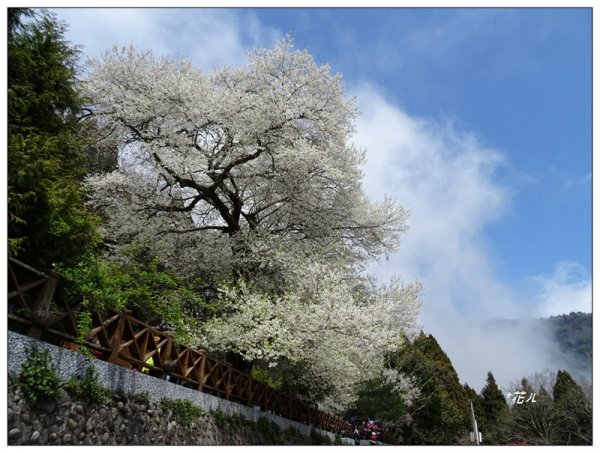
[552,370,592,445]
[392,332,470,445]
[8,8,99,268]
[479,371,511,444]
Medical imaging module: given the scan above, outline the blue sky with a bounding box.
[38,5,592,389]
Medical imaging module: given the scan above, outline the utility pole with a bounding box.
[470,399,481,445]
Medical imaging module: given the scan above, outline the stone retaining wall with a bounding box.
[7,331,347,445]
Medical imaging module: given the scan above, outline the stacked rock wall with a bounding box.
[7,331,347,445]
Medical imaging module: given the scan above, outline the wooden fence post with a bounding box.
[27,277,57,340]
[196,353,207,392]
[108,312,126,364]
[225,365,233,400]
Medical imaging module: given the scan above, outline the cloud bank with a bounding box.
[56,8,279,70]
[352,84,591,390]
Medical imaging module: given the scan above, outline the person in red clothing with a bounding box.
[369,431,378,445]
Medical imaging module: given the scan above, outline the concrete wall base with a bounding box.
[7,331,336,442]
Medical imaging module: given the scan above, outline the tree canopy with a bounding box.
[479,371,511,444]
[82,38,407,266]
[79,37,422,410]
[385,332,470,445]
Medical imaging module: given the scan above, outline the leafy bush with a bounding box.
[251,366,283,390]
[211,407,226,426]
[67,365,108,404]
[310,428,332,445]
[57,250,212,344]
[257,416,283,443]
[161,398,203,430]
[18,346,62,401]
[133,392,150,405]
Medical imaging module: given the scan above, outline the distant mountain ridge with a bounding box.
[484,312,592,379]
[546,311,592,366]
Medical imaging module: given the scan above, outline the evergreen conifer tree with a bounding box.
[479,371,510,444]
[8,8,99,268]
[552,370,592,445]
[392,332,470,445]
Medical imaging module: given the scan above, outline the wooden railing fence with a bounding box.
[7,257,342,433]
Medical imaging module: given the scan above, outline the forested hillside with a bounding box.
[486,312,591,377]
[546,312,592,368]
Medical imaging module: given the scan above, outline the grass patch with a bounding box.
[161,398,203,431]
[18,346,62,402]
[67,365,108,404]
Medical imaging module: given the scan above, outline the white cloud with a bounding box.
[54,8,280,70]
[565,171,592,187]
[352,84,591,389]
[353,83,515,320]
[528,261,592,317]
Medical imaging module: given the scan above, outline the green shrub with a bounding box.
[283,426,302,442]
[75,300,93,348]
[132,391,150,405]
[67,365,107,403]
[257,416,283,443]
[161,398,203,430]
[212,407,226,426]
[251,366,283,390]
[18,346,62,401]
[228,412,244,427]
[310,428,332,445]
[58,250,211,345]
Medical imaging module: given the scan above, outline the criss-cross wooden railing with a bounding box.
[7,257,342,433]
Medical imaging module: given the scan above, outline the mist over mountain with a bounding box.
[487,312,591,376]
[436,312,591,392]
[542,312,591,377]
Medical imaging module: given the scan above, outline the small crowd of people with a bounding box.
[344,416,384,445]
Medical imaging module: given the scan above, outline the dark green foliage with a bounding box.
[18,346,62,401]
[8,8,35,36]
[348,366,410,443]
[346,327,592,446]
[548,312,592,367]
[552,370,592,445]
[132,392,150,405]
[212,407,226,426]
[67,365,108,404]
[479,371,511,444]
[8,8,100,268]
[463,383,484,436]
[349,375,410,429]
[161,398,203,431]
[257,416,283,443]
[392,332,470,445]
[57,248,213,344]
[553,369,582,401]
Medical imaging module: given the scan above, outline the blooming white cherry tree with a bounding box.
[199,260,422,410]
[83,37,421,411]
